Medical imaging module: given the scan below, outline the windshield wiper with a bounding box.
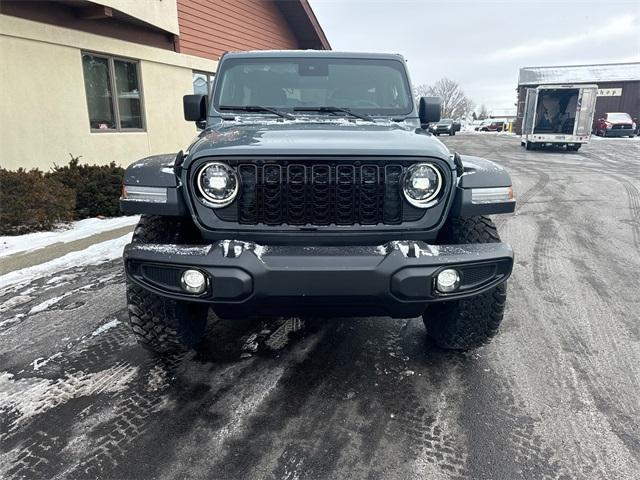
[293,106,374,122]
[219,105,294,120]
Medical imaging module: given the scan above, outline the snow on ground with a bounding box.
[0,233,133,291]
[590,135,639,141]
[90,318,121,337]
[0,216,139,257]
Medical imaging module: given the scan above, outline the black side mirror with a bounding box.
[419,97,441,125]
[183,94,208,122]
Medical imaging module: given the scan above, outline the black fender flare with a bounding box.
[120,153,189,216]
[451,155,515,216]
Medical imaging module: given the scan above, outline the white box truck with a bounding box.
[521,84,598,151]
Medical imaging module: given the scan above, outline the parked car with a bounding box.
[430,118,460,136]
[593,112,636,138]
[475,119,506,132]
[120,50,515,355]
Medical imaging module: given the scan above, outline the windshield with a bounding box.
[439,119,453,124]
[213,57,413,117]
[607,113,632,122]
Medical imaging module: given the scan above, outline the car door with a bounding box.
[575,86,598,136]
[522,88,538,136]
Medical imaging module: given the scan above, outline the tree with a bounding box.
[478,104,488,120]
[472,111,478,121]
[414,78,474,119]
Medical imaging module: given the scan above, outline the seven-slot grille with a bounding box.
[212,161,430,226]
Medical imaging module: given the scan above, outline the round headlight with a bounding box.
[196,162,239,207]
[402,163,442,207]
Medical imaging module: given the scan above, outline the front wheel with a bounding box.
[423,216,507,350]
[126,216,209,354]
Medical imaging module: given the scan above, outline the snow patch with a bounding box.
[0,364,138,431]
[28,295,68,315]
[0,216,139,258]
[0,295,33,313]
[222,116,413,130]
[91,318,121,337]
[0,314,25,331]
[415,244,439,257]
[385,241,443,258]
[0,233,133,291]
[46,273,80,285]
[221,239,231,257]
[375,245,388,255]
[30,353,63,371]
[219,240,268,261]
[135,244,212,256]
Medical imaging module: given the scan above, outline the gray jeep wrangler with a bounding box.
[120,51,515,354]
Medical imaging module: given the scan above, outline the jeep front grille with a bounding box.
[213,161,427,226]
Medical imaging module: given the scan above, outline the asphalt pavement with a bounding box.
[1,134,639,480]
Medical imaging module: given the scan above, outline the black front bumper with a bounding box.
[124,240,513,318]
[604,128,635,137]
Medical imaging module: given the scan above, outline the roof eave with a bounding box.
[274,0,331,50]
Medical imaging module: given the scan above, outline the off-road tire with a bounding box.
[126,215,208,354]
[423,216,507,350]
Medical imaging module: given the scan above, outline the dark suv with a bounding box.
[120,51,515,354]
[429,118,460,136]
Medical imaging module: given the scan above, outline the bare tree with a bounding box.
[412,83,431,99]
[414,78,474,119]
[478,104,488,120]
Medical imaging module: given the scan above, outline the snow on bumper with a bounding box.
[123,240,513,318]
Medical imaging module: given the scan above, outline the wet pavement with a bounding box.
[1,134,639,479]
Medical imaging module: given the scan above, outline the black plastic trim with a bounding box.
[120,187,188,216]
[124,240,514,318]
[451,187,516,217]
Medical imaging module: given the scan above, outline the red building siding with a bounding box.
[177,0,299,60]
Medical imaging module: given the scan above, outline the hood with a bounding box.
[186,119,451,162]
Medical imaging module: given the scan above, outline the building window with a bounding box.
[193,71,215,96]
[82,52,145,131]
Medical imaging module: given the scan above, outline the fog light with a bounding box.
[436,269,460,293]
[180,269,207,294]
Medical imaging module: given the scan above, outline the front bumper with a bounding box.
[124,240,513,318]
[603,128,635,137]
[524,133,590,144]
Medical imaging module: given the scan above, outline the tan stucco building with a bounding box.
[0,0,329,171]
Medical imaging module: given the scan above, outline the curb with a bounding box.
[0,224,136,275]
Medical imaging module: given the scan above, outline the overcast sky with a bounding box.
[309,0,640,113]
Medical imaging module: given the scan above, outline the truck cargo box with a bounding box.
[521,84,598,151]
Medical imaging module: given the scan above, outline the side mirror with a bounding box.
[419,97,441,125]
[183,94,208,122]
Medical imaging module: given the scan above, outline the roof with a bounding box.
[518,62,640,85]
[222,50,405,60]
[275,0,330,50]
